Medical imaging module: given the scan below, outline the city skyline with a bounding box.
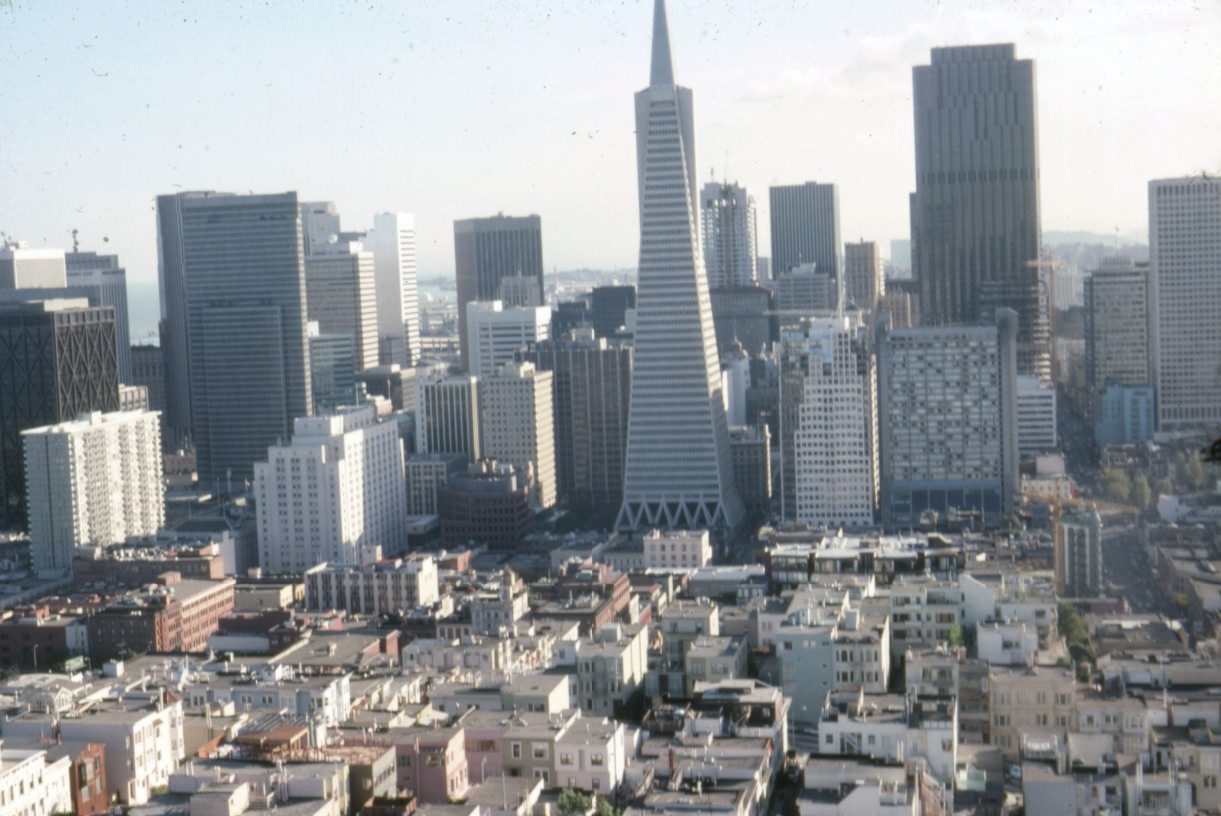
[3,0,1217,308]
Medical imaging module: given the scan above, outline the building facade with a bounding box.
[366,212,422,367]
[479,361,557,510]
[466,300,550,380]
[843,240,884,312]
[416,373,481,460]
[254,405,407,573]
[1083,258,1152,396]
[304,237,378,372]
[1016,374,1057,457]
[66,249,132,382]
[304,555,440,614]
[617,1,744,532]
[700,181,757,289]
[768,182,842,283]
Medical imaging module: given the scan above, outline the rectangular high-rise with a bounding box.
[590,285,636,339]
[520,329,633,511]
[1149,176,1221,432]
[768,182,842,282]
[171,191,312,482]
[877,309,1019,528]
[700,181,757,289]
[0,299,119,526]
[416,373,481,460]
[23,410,164,573]
[305,242,378,371]
[465,300,551,380]
[910,45,1047,380]
[844,241,884,313]
[1084,259,1153,395]
[367,212,422,367]
[66,249,132,382]
[453,214,544,371]
[479,361,557,510]
[0,243,66,289]
[617,0,743,531]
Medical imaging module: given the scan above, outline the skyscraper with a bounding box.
[172,191,312,482]
[617,0,743,532]
[305,240,378,371]
[0,242,66,289]
[844,240,884,313]
[910,45,1048,380]
[479,360,557,510]
[65,248,132,383]
[416,373,481,460]
[590,285,635,339]
[0,299,119,526]
[1149,175,1221,432]
[700,181,757,289]
[366,212,422,367]
[453,214,545,371]
[769,182,842,282]
[465,300,551,380]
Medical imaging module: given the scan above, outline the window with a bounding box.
[533,745,548,760]
[511,742,522,759]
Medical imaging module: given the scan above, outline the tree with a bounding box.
[559,790,591,816]
[1099,469,1131,503]
[1153,478,1174,499]
[1129,474,1152,510]
[948,624,965,648]
[594,798,617,816]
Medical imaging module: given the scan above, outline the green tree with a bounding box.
[948,625,965,648]
[1129,474,1152,510]
[559,790,591,816]
[594,798,617,816]
[1153,478,1174,499]
[1099,469,1131,502]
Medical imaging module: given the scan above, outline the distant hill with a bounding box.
[1044,229,1147,247]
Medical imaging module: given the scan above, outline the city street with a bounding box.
[1102,524,1163,614]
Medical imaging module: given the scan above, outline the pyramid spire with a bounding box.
[650,0,674,86]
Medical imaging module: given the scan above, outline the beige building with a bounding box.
[642,528,712,570]
[989,665,1076,758]
[479,361,557,510]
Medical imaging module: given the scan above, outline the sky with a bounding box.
[2,0,1219,337]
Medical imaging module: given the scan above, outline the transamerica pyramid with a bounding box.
[616,0,745,532]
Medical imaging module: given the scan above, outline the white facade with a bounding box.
[0,745,72,816]
[642,528,712,570]
[415,373,481,460]
[479,361,557,509]
[1150,176,1221,431]
[304,555,440,614]
[23,410,164,573]
[784,315,878,528]
[700,181,758,289]
[1016,374,1057,456]
[0,242,67,289]
[617,1,744,531]
[366,212,422,368]
[466,301,550,380]
[255,405,407,573]
[405,453,464,515]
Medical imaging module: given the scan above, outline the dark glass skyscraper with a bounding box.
[769,181,842,281]
[910,44,1048,379]
[453,214,545,371]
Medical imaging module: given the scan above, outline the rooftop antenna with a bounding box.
[71,228,80,253]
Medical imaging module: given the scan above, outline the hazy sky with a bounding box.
[3,0,1219,308]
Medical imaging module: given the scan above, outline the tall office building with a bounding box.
[877,309,1019,528]
[308,325,358,414]
[130,344,166,415]
[254,405,406,572]
[465,300,551,380]
[453,214,545,370]
[23,410,163,573]
[1016,374,1057,457]
[710,285,773,356]
[521,329,633,511]
[479,361,557,510]
[590,285,636,338]
[781,315,878,528]
[700,181,757,289]
[0,242,66,289]
[844,240,884,312]
[416,373,481,460]
[1054,504,1102,598]
[910,45,1048,380]
[366,212,422,367]
[66,249,132,382]
[1149,176,1221,432]
[769,182,842,283]
[617,0,743,531]
[300,201,344,256]
[163,191,312,482]
[305,239,378,371]
[0,299,119,527]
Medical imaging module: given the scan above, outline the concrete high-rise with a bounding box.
[910,45,1048,380]
[1054,504,1102,598]
[66,249,132,382]
[1084,258,1153,396]
[479,360,557,510]
[453,214,544,371]
[130,344,166,416]
[769,182,842,283]
[521,329,633,511]
[877,308,1019,528]
[844,240,884,313]
[617,0,743,531]
[0,242,66,289]
[466,300,551,380]
[23,410,164,573]
[1149,176,1221,432]
[416,372,481,460]
[165,191,312,482]
[781,315,878,528]
[700,181,757,289]
[366,212,422,367]
[0,299,119,527]
[254,405,406,572]
[305,238,378,371]
[308,324,357,414]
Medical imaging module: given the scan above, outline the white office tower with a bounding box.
[366,212,422,367]
[1016,374,1057,456]
[0,242,67,289]
[416,372,481,460]
[700,181,758,289]
[254,405,406,573]
[23,410,164,573]
[618,0,743,532]
[782,315,878,528]
[465,300,551,379]
[1150,176,1221,432]
[480,360,557,510]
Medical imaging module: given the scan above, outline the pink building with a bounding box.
[392,726,469,803]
